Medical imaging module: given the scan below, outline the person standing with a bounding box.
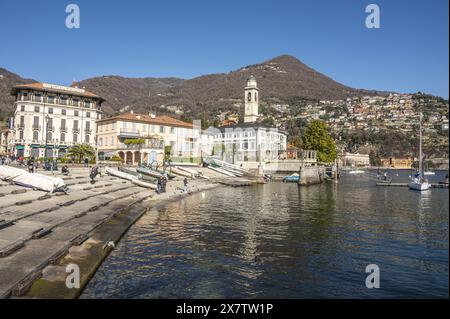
[183,177,188,193]
[84,157,89,167]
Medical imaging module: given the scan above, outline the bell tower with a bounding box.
[244,75,259,123]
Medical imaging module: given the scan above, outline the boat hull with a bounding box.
[408,181,431,191]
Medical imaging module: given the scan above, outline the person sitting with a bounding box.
[61,165,70,176]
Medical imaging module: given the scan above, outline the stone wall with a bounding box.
[298,165,326,186]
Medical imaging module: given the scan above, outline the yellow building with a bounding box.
[97,112,201,165]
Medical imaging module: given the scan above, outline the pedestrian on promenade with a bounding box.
[90,166,100,184]
[84,157,89,167]
[183,177,188,193]
[161,175,167,193]
[27,157,35,173]
[156,177,162,194]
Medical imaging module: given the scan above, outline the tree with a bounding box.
[369,150,382,166]
[302,120,336,163]
[67,144,96,163]
[164,145,172,162]
[289,135,303,149]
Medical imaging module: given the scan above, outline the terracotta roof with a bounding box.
[11,82,105,101]
[98,113,194,129]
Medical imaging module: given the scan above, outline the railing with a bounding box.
[46,126,55,132]
[84,129,92,135]
[32,125,41,131]
[60,127,67,133]
[16,124,25,129]
[73,128,80,134]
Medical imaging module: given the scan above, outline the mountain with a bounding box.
[0,68,35,122]
[75,55,388,118]
[73,76,185,115]
[1,55,388,123]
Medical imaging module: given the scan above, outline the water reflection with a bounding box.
[82,170,449,299]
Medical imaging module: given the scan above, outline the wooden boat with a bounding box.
[136,166,164,179]
[170,166,193,178]
[106,167,156,189]
[119,166,157,182]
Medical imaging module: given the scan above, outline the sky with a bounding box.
[0,0,448,98]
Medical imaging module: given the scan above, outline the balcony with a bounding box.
[118,130,141,138]
[16,124,25,130]
[73,128,80,134]
[46,126,55,132]
[85,129,92,135]
[32,125,41,131]
[60,127,67,133]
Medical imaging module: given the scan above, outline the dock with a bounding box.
[376,182,448,188]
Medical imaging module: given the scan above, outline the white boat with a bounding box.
[0,165,66,193]
[106,167,156,189]
[424,171,435,176]
[408,113,431,191]
[348,170,365,175]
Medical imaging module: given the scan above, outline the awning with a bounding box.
[15,145,25,150]
[31,144,41,149]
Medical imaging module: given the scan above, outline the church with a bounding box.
[212,76,288,163]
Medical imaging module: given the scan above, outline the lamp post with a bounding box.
[44,114,50,169]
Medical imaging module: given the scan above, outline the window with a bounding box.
[111,136,114,145]
[85,100,91,108]
[48,108,53,114]
[19,130,24,140]
[47,132,52,141]
[160,126,165,133]
[61,119,66,129]
[34,106,40,113]
[60,133,65,143]
[74,120,79,129]
[73,99,79,106]
[33,131,39,141]
[60,96,67,105]
[99,138,103,147]
[73,134,78,143]
[62,109,66,115]
[20,105,25,112]
[86,112,90,118]
[47,96,55,104]
[170,127,175,134]
[74,110,79,117]
[247,92,252,102]
[85,135,90,143]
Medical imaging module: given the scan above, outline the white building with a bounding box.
[10,82,104,158]
[212,76,288,163]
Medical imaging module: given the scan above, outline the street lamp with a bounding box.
[44,114,50,170]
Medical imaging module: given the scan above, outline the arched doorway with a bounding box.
[125,151,133,165]
[134,151,141,166]
[118,151,125,162]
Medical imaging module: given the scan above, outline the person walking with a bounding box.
[84,157,89,167]
[90,166,100,184]
[183,177,188,193]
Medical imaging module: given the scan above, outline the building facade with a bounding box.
[339,152,370,167]
[212,76,288,163]
[10,83,104,159]
[96,112,202,165]
[380,157,413,169]
[0,128,13,155]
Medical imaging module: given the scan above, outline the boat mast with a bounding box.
[419,112,423,180]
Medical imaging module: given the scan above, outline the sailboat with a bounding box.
[408,113,431,191]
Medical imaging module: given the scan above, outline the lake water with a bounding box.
[81,170,449,298]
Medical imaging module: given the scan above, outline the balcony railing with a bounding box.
[16,124,25,130]
[85,129,92,135]
[73,128,80,134]
[32,125,41,131]
[46,126,55,132]
[60,127,67,133]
